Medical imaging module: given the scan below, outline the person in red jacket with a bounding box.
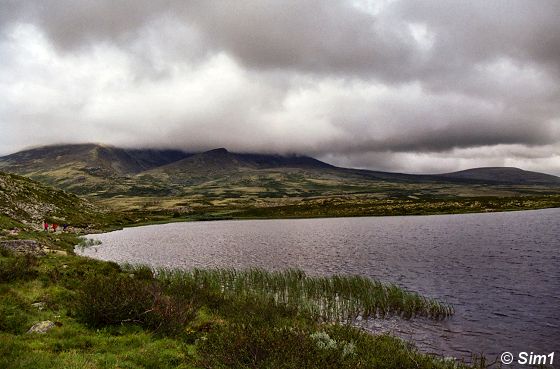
[52,223,58,232]
[43,221,49,231]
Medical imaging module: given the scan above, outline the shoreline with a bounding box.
[1,233,488,369]
[108,203,560,230]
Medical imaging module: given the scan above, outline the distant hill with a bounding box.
[0,171,102,229]
[440,167,560,185]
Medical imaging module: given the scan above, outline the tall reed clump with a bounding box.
[156,268,454,323]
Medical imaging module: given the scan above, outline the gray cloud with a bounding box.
[327,119,557,154]
[0,0,559,174]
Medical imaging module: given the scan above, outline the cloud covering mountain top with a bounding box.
[1,0,559,174]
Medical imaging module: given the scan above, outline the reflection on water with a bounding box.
[78,208,560,362]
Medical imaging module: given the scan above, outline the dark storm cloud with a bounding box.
[326,118,557,155]
[0,0,559,174]
[0,0,158,48]
[4,1,559,81]
[0,1,418,80]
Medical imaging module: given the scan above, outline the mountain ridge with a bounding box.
[0,144,559,200]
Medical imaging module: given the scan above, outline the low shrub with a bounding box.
[197,323,359,369]
[0,253,38,283]
[73,272,194,335]
[46,257,121,288]
[198,322,469,369]
[121,263,154,280]
[0,247,13,257]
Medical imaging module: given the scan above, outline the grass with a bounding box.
[0,323,192,369]
[0,241,499,369]
[0,251,38,283]
[156,268,454,322]
[228,194,560,219]
[94,193,560,228]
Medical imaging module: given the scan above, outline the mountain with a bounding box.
[0,143,190,175]
[143,148,335,185]
[1,145,559,204]
[440,167,560,185]
[151,148,333,172]
[0,171,102,230]
[0,145,342,195]
[0,144,190,194]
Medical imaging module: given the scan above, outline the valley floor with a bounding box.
[96,193,560,226]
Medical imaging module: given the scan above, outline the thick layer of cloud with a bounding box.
[0,1,559,174]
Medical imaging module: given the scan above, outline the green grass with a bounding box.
[226,194,560,219]
[0,249,38,283]
[0,324,193,369]
[0,244,494,369]
[156,268,453,322]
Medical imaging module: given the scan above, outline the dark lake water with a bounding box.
[78,209,560,364]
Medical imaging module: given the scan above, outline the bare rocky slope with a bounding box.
[0,171,103,231]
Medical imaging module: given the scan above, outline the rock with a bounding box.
[0,240,45,255]
[27,320,56,334]
[43,247,67,256]
[8,228,20,236]
[31,302,45,311]
[171,205,193,214]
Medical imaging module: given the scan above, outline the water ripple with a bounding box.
[78,208,560,360]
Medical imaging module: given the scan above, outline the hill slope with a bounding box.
[440,167,560,185]
[0,171,103,230]
[0,144,190,194]
[0,144,189,175]
[144,148,335,185]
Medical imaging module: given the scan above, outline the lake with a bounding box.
[77,208,560,363]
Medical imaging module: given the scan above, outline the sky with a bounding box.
[0,0,559,175]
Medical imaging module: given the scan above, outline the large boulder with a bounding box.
[26,320,56,334]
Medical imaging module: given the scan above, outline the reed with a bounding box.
[155,268,454,322]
